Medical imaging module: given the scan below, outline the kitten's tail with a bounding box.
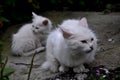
[22,47,45,56]
[12,47,45,56]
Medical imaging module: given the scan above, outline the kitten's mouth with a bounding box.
[86,49,93,53]
[86,46,94,53]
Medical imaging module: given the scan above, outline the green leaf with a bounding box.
[106,4,112,9]
[96,0,100,4]
[4,0,16,7]
[0,17,10,22]
[51,0,57,4]
[0,5,4,13]
[68,0,74,4]
[79,1,85,6]
[3,68,14,76]
[0,40,4,46]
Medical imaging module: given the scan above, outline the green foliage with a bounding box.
[0,5,9,23]
[3,68,14,76]
[0,40,4,64]
[79,0,85,6]
[116,73,120,79]
[0,40,14,80]
[51,0,58,4]
[0,40,4,47]
[0,6,4,13]
[0,0,118,29]
[67,0,74,4]
[1,68,14,80]
[0,0,118,40]
[106,4,113,10]
[3,0,17,7]
[0,53,14,80]
[0,17,10,23]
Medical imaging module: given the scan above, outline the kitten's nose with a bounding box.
[90,46,93,50]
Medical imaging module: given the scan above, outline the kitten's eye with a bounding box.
[91,38,94,41]
[32,25,34,27]
[81,40,87,43]
[35,27,39,29]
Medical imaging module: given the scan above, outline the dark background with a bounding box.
[0,0,120,35]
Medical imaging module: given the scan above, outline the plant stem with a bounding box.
[1,56,8,80]
[27,51,37,80]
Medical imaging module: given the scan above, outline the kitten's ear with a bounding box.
[60,27,73,39]
[42,20,48,25]
[79,17,88,28]
[32,12,38,18]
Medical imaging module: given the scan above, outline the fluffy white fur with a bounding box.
[11,12,53,56]
[41,18,97,73]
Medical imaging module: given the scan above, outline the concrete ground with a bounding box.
[1,12,120,80]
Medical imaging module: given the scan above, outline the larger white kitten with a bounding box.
[11,12,53,56]
[41,18,97,73]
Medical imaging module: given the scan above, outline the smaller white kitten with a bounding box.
[11,12,52,56]
[41,18,97,73]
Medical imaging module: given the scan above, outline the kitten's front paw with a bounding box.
[59,65,68,72]
[73,64,85,73]
[41,61,58,73]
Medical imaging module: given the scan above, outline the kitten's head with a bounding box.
[32,12,52,33]
[60,18,97,54]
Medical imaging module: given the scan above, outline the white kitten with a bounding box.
[41,18,97,73]
[11,12,53,56]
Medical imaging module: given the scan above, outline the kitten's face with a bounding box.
[66,34,97,54]
[60,17,97,54]
[32,19,49,33]
[32,12,52,33]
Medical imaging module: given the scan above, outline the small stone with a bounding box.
[55,78,61,80]
[75,73,87,80]
[108,38,113,42]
